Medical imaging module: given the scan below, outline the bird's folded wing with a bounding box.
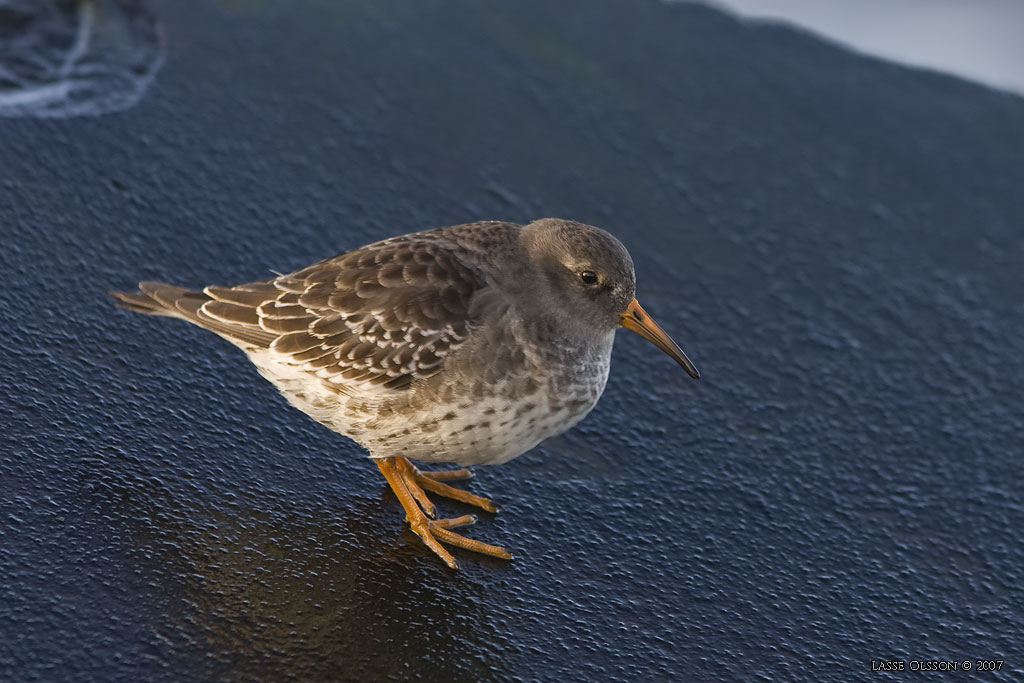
[200,237,488,391]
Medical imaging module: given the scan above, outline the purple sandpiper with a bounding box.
[110,218,699,568]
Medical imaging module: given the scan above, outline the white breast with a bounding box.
[243,331,614,467]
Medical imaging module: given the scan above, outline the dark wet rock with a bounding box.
[1,0,1022,680]
[0,0,162,117]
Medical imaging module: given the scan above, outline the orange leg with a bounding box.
[396,457,499,513]
[377,457,512,569]
[394,457,438,518]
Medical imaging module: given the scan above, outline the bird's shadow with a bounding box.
[78,457,512,679]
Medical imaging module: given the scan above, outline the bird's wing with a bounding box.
[200,236,488,392]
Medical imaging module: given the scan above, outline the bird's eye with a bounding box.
[579,270,598,285]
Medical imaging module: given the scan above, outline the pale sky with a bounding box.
[692,0,1024,96]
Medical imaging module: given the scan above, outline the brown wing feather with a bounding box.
[111,227,496,392]
[275,237,486,390]
[201,235,489,391]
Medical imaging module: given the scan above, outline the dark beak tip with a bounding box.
[682,361,700,380]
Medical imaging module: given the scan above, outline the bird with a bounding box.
[109,218,699,569]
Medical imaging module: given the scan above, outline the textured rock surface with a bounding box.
[1,0,1022,680]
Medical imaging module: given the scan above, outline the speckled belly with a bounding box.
[366,385,603,466]
[248,336,612,466]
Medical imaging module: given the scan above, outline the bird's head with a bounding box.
[520,218,699,378]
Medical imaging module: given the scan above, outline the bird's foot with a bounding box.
[377,457,511,569]
[395,456,498,516]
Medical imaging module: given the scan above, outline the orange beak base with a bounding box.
[619,299,700,379]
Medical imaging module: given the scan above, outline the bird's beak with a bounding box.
[619,299,700,379]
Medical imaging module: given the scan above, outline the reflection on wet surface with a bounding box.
[0,0,162,117]
[87,468,507,679]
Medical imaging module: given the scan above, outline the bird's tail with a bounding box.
[108,281,209,319]
[109,280,276,349]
